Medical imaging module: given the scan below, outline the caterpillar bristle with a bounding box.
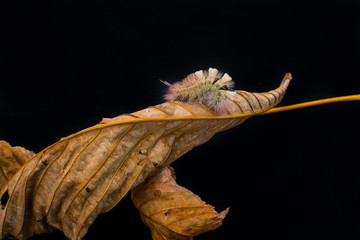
[160,80,173,87]
[208,68,219,80]
[214,99,233,113]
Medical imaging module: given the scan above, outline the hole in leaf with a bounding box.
[1,190,9,209]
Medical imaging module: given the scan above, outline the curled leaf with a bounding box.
[0,73,290,239]
[131,167,229,240]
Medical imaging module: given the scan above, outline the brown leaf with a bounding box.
[0,141,35,190]
[132,167,229,240]
[0,74,291,239]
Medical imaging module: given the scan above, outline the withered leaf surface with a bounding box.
[0,74,291,240]
[0,141,35,190]
[132,167,229,240]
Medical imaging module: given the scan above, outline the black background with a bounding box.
[1,0,360,239]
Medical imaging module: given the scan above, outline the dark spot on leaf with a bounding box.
[42,160,48,166]
[139,149,148,156]
[3,235,18,240]
[153,162,158,167]
[154,190,161,197]
[86,187,91,193]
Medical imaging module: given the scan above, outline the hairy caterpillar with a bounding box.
[162,68,235,113]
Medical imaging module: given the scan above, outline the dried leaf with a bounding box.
[0,73,291,240]
[0,141,35,190]
[132,167,229,240]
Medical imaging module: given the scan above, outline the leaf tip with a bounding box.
[219,207,230,219]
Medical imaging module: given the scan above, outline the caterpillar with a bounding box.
[161,68,235,113]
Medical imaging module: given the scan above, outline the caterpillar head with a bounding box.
[162,68,235,113]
